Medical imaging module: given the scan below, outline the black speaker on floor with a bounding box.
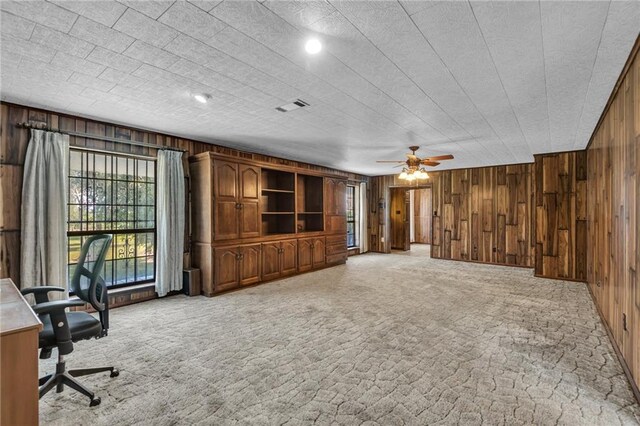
[183,268,201,296]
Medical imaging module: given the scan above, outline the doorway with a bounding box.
[390,186,432,251]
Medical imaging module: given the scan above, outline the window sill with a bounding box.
[70,282,157,311]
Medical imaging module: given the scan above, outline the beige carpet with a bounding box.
[40,245,640,425]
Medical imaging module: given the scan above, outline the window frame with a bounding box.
[346,184,358,249]
[67,148,157,291]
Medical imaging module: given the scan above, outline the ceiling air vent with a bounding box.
[276,99,309,112]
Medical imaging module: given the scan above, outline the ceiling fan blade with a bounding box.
[376,160,406,163]
[393,164,405,168]
[425,154,454,161]
[421,160,440,166]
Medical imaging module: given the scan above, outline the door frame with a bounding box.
[387,183,433,252]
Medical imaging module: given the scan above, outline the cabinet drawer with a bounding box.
[326,234,347,245]
[326,243,347,256]
[326,253,347,264]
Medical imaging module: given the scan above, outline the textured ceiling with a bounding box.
[1,1,638,175]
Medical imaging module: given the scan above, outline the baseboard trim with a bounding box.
[585,282,640,404]
[534,274,587,283]
[430,254,533,269]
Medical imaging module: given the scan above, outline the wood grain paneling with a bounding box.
[534,152,588,280]
[368,164,533,268]
[431,164,534,267]
[586,44,639,394]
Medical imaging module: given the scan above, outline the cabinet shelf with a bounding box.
[262,212,295,215]
[297,174,324,232]
[262,188,295,193]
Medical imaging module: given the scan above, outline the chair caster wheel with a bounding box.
[90,397,101,407]
[110,369,119,378]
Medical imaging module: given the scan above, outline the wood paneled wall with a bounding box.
[368,164,534,269]
[534,152,588,281]
[586,46,639,394]
[0,102,365,291]
[431,164,534,267]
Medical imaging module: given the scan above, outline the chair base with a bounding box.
[39,354,118,407]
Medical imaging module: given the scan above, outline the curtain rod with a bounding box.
[16,122,187,153]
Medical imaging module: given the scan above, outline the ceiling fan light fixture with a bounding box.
[382,146,452,181]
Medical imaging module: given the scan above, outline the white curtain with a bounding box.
[359,181,369,253]
[21,130,69,296]
[156,150,185,297]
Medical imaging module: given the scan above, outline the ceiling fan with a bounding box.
[376,146,454,181]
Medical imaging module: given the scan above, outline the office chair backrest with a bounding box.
[70,234,112,333]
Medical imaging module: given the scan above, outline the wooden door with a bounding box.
[391,188,410,250]
[239,244,261,286]
[312,237,326,268]
[214,246,239,291]
[214,160,239,240]
[281,239,297,276]
[414,188,432,244]
[239,164,260,238]
[261,242,281,281]
[298,238,314,272]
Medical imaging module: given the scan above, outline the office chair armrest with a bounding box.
[32,300,85,356]
[21,286,66,304]
[32,299,85,315]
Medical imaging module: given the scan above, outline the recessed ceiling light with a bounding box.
[194,94,209,104]
[305,38,322,55]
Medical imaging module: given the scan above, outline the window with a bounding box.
[68,149,156,289]
[346,185,358,248]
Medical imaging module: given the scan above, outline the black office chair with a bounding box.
[21,234,118,407]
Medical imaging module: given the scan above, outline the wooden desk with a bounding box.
[1,278,42,426]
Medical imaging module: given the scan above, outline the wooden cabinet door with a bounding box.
[281,239,297,276]
[239,164,260,238]
[214,247,239,291]
[214,160,239,240]
[312,237,326,268]
[324,178,337,215]
[216,202,239,241]
[334,179,347,216]
[239,200,260,239]
[326,215,347,234]
[239,244,261,286]
[261,242,281,281]
[239,164,260,200]
[215,160,238,199]
[298,238,314,272]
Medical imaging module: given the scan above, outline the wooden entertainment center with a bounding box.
[190,152,348,296]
